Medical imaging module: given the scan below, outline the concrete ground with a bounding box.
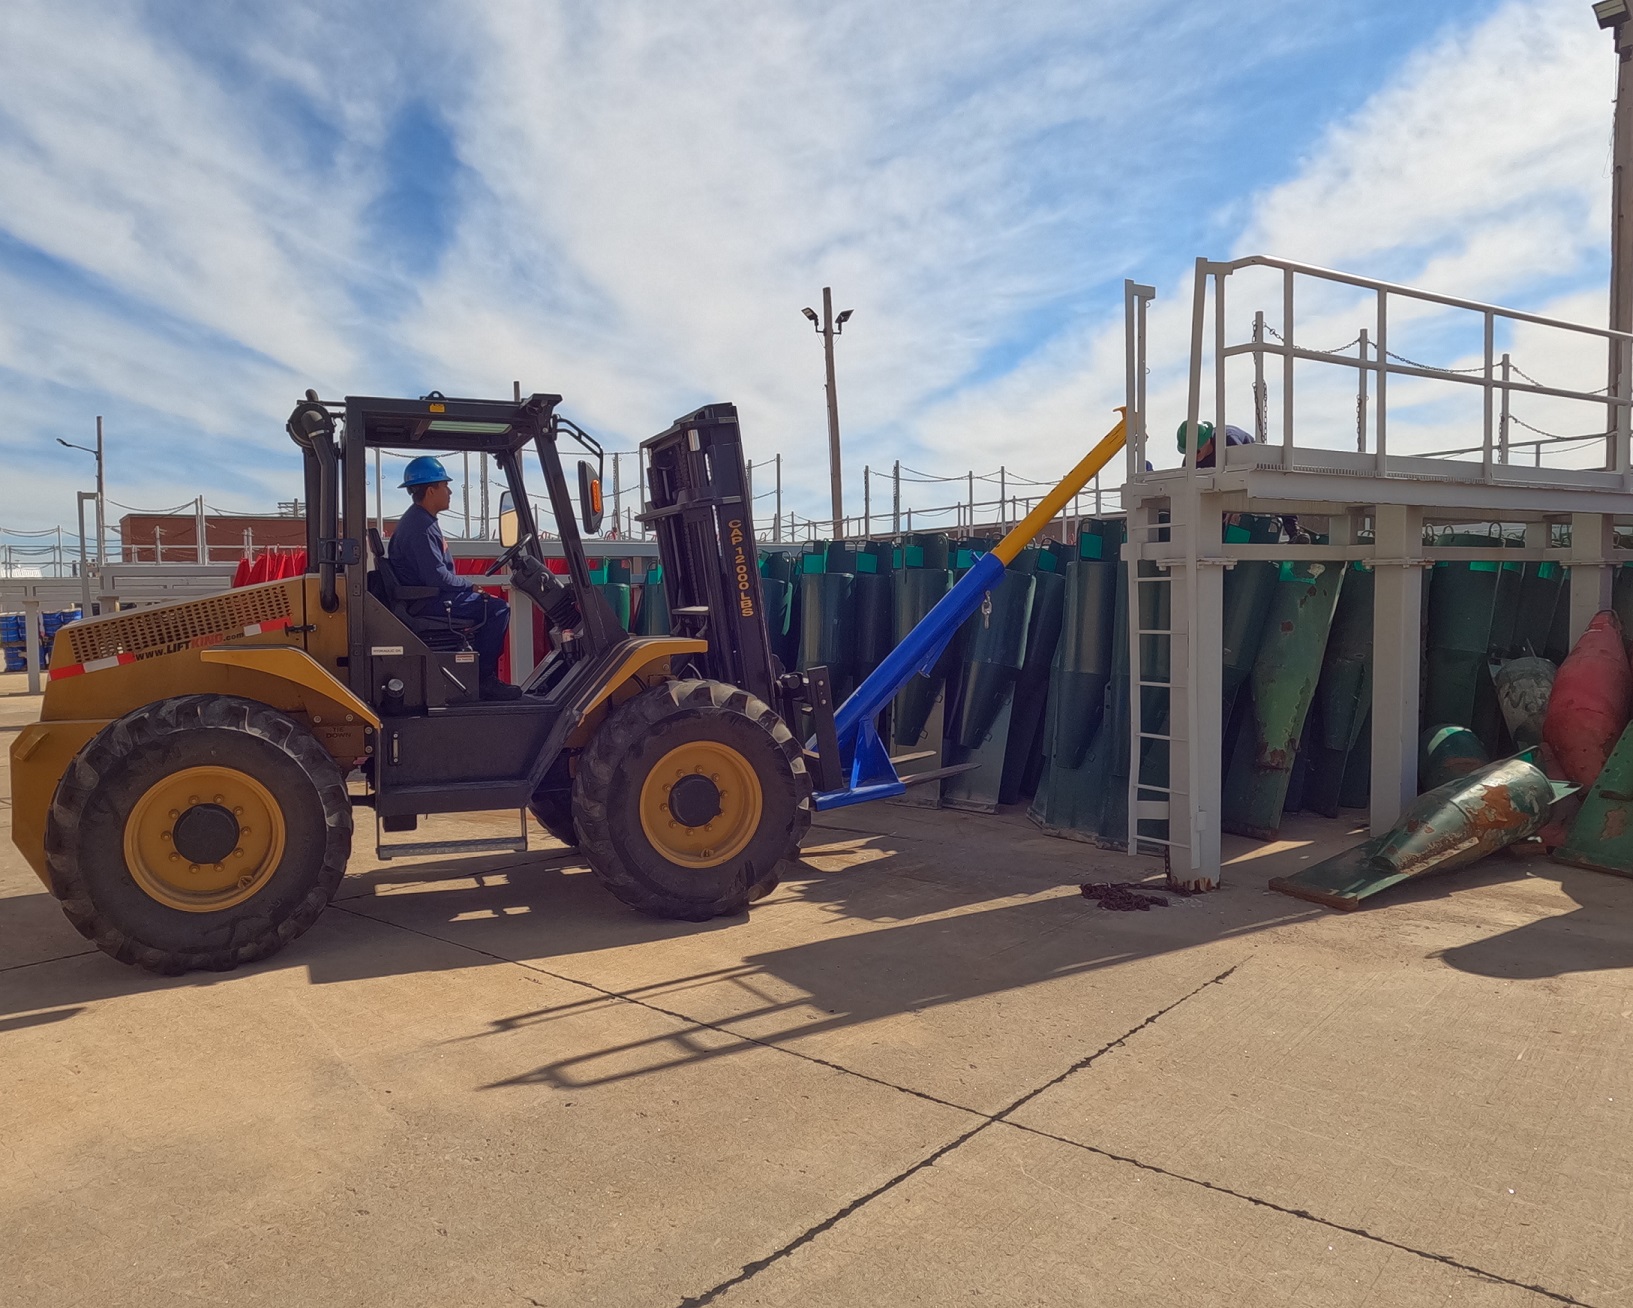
[3,670,1632,1307]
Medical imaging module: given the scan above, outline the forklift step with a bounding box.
[375,835,530,861]
[374,810,530,861]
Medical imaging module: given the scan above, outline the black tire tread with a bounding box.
[45,694,353,974]
[528,759,578,847]
[574,679,810,920]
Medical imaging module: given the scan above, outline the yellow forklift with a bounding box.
[10,391,815,973]
[10,385,1126,976]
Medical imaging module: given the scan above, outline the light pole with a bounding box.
[58,415,105,567]
[1598,0,1633,465]
[802,288,852,538]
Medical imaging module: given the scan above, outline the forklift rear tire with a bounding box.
[574,679,810,920]
[45,694,353,975]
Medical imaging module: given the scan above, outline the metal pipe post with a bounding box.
[892,460,901,535]
[95,416,106,568]
[23,596,41,694]
[1253,311,1267,443]
[821,287,844,536]
[1214,271,1228,455]
[1499,353,1511,464]
[1183,260,1208,474]
[76,492,94,615]
[1281,267,1295,466]
[195,497,207,563]
[1357,329,1370,453]
[1606,8,1633,467]
[1375,287,1389,474]
[1481,311,1495,482]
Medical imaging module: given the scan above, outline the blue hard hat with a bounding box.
[400,455,452,489]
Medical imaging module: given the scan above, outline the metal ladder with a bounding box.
[1125,502,1175,863]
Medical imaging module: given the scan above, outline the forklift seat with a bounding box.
[365,527,473,650]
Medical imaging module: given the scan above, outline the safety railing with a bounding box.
[1126,256,1633,489]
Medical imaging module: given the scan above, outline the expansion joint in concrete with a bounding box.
[0,948,98,973]
[673,964,1242,1308]
[1003,1121,1595,1307]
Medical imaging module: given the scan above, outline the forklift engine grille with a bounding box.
[62,584,294,665]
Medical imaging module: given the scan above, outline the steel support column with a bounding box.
[22,596,41,694]
[1370,503,1424,831]
[1569,511,1615,641]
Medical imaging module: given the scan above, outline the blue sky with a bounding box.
[0,0,1618,542]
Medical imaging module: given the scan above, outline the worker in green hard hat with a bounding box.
[390,455,521,700]
[1176,419,1255,467]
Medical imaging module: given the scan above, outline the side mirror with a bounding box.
[578,460,604,535]
[498,491,520,548]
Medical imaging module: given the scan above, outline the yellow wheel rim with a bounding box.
[123,765,287,913]
[638,740,764,869]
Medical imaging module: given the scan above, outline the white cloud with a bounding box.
[391,0,1309,516]
[906,0,1618,492]
[0,0,376,383]
[1238,0,1610,284]
[0,0,1620,538]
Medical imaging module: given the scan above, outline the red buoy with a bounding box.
[1542,610,1633,787]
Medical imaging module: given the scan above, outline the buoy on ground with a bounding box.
[1541,610,1632,787]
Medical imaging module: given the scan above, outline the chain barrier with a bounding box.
[1506,359,1613,396]
[1505,415,1611,443]
[1260,321,1500,375]
[1382,349,1486,375]
[1260,323,1362,357]
[106,497,204,515]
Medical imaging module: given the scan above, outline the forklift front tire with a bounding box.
[45,695,353,975]
[528,760,578,848]
[574,679,810,920]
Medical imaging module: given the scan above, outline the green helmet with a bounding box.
[1176,419,1215,452]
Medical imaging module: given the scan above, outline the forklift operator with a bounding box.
[390,455,522,700]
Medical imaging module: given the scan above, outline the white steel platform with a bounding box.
[1120,256,1633,890]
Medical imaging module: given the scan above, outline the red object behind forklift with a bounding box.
[1542,609,1633,787]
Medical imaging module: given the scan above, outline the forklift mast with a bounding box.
[640,404,780,709]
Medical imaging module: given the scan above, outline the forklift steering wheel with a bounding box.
[484,537,532,576]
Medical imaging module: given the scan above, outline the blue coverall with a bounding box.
[389,503,510,683]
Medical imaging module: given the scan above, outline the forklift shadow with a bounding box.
[469,883,1321,1094]
[0,813,1319,1037]
[426,845,1329,1094]
[0,848,752,1026]
[304,847,757,986]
